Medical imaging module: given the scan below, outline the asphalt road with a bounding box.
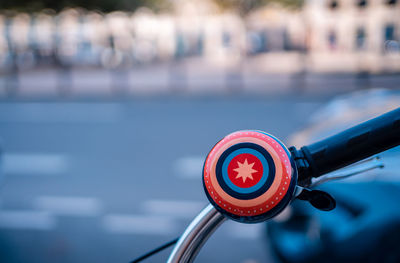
[0,95,339,263]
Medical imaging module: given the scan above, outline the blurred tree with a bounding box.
[0,0,170,12]
[0,0,301,14]
[216,0,304,15]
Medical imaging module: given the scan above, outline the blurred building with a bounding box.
[0,0,399,75]
[304,0,400,73]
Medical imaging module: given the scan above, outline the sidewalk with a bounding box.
[1,56,399,98]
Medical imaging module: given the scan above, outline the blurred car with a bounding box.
[267,88,400,263]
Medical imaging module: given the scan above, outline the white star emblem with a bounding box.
[233,159,258,183]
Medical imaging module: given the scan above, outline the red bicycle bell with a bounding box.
[203,130,298,223]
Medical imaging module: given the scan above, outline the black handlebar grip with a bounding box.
[300,107,400,178]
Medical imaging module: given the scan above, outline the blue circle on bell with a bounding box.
[221,148,269,194]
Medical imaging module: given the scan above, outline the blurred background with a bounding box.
[0,0,399,262]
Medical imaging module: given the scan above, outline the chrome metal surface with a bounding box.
[167,204,226,263]
[293,185,305,199]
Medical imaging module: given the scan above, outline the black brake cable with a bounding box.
[130,237,179,263]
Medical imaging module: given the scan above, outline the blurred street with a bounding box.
[0,0,399,262]
[0,96,326,263]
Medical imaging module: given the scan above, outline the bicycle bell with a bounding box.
[202,130,298,223]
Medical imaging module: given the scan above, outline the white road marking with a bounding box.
[225,221,263,240]
[0,210,55,230]
[33,196,102,216]
[241,259,260,263]
[173,156,205,179]
[143,200,206,219]
[102,214,177,235]
[2,153,68,175]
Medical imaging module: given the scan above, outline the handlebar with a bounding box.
[293,107,400,185]
[166,107,400,263]
[167,204,225,263]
